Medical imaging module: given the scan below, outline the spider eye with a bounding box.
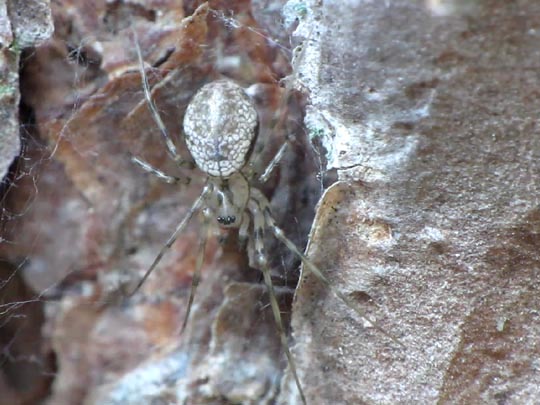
[217,215,236,225]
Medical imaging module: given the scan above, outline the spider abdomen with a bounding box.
[183,80,258,178]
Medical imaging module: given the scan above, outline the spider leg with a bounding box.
[257,35,312,185]
[238,212,250,249]
[248,198,307,405]
[180,209,210,333]
[258,141,289,183]
[133,29,193,168]
[132,156,190,185]
[128,185,211,297]
[258,197,405,349]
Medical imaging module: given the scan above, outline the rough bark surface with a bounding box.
[2,1,316,404]
[2,0,540,404]
[0,0,53,180]
[281,1,540,404]
[0,1,53,403]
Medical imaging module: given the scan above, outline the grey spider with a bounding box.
[129,36,400,405]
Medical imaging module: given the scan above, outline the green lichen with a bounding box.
[308,126,326,140]
[0,84,15,98]
[292,2,308,18]
[8,38,22,55]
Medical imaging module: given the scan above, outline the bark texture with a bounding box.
[282,1,540,403]
[0,0,53,180]
[2,1,540,404]
[2,1,315,404]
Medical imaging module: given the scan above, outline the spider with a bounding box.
[128,27,400,405]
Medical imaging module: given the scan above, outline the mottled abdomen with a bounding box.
[183,80,258,178]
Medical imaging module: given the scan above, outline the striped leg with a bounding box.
[128,185,211,297]
[263,207,404,349]
[133,28,194,168]
[248,198,307,405]
[132,156,190,185]
[180,209,210,333]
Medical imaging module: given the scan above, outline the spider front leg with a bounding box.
[128,185,211,297]
[247,197,307,405]
[180,208,210,333]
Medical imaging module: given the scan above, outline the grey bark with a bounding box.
[0,0,53,180]
[3,1,540,404]
[281,0,540,403]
